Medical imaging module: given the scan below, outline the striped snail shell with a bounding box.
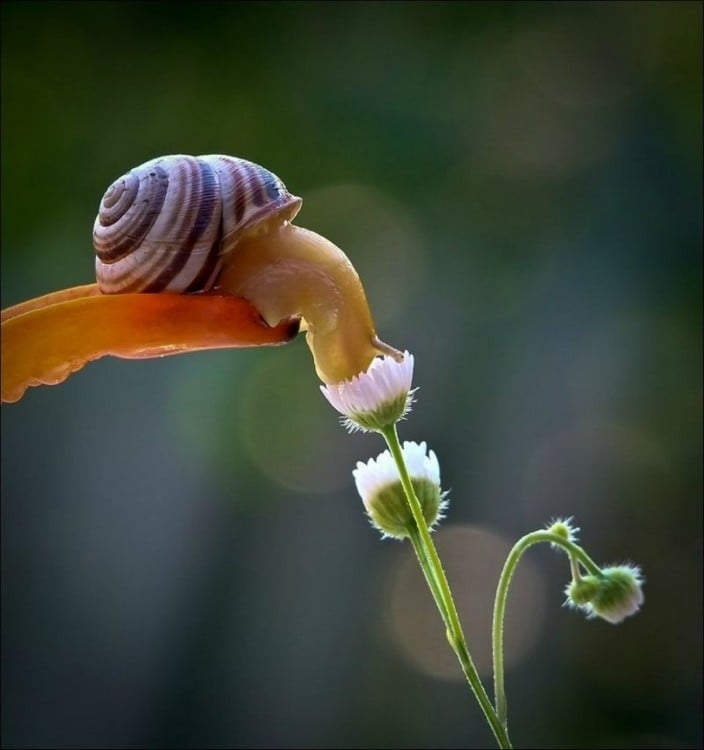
[92,154,302,294]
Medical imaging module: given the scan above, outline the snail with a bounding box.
[1,154,401,403]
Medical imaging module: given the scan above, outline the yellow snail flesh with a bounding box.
[1,154,401,403]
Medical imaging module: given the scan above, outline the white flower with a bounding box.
[320,351,415,432]
[352,441,448,539]
[565,564,645,625]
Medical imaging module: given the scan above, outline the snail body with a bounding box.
[0,153,401,402]
[92,154,400,383]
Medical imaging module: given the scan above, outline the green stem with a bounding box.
[382,424,512,750]
[492,530,602,728]
[407,525,451,632]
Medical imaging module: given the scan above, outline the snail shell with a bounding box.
[93,154,302,294]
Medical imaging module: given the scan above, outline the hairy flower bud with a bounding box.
[352,441,448,539]
[565,565,644,624]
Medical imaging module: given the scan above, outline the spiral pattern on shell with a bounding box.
[93,154,302,294]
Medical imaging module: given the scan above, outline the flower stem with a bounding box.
[382,424,512,750]
[407,525,451,632]
[492,530,602,728]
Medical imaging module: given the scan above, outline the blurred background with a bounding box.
[1,2,701,748]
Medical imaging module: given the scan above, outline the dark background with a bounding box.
[1,2,701,748]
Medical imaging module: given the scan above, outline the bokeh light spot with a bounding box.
[384,524,545,681]
[238,344,353,495]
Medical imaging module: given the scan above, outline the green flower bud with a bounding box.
[565,565,644,625]
[565,577,601,606]
[546,517,580,549]
[352,441,448,539]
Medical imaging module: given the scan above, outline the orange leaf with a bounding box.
[1,285,299,403]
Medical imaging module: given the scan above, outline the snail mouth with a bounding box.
[284,316,302,338]
[254,313,302,340]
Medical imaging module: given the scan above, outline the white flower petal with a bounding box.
[320,351,416,432]
[352,440,442,507]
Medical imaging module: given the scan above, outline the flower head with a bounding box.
[352,440,448,539]
[320,351,415,432]
[565,564,645,624]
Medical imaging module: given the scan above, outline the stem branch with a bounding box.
[382,425,512,750]
[492,530,601,727]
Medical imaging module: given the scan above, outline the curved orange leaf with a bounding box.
[1,287,300,403]
[1,283,104,323]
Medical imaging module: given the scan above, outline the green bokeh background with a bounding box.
[2,2,701,748]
